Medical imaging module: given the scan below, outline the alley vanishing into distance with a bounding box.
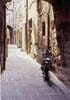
[0,0,70,100]
[1,45,70,100]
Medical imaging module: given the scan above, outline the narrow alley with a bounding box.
[0,0,70,100]
[1,45,70,100]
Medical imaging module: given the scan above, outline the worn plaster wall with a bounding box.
[37,0,59,63]
[28,0,38,57]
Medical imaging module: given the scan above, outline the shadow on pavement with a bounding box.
[43,77,55,87]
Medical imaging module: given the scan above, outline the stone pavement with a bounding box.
[1,45,70,100]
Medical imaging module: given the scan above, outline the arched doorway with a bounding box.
[7,25,15,44]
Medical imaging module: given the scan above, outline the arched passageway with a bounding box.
[7,25,15,44]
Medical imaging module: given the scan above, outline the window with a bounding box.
[29,19,32,33]
[42,22,45,36]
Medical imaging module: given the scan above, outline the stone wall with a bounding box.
[0,1,4,71]
[37,0,59,63]
[0,0,11,72]
[53,6,70,67]
[37,1,70,68]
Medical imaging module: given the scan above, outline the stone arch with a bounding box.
[7,25,14,44]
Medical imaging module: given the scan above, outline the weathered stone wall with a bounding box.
[37,0,59,63]
[37,1,70,68]
[0,0,11,72]
[53,6,70,67]
[0,1,4,70]
[28,0,38,57]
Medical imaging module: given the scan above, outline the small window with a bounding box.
[42,22,45,36]
[29,19,32,33]
[29,19,32,28]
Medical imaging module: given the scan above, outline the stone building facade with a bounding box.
[20,0,59,63]
[53,2,70,67]
[43,0,70,67]
[21,0,38,58]
[0,0,12,72]
[15,0,23,47]
[37,0,59,63]
[6,0,16,44]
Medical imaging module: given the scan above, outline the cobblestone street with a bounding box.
[1,45,70,100]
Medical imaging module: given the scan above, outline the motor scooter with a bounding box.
[41,53,52,80]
